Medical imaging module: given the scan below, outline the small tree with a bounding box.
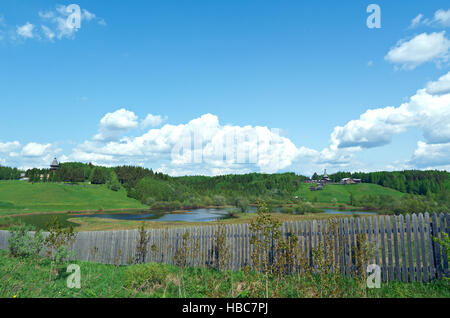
[134,222,150,264]
[45,217,77,274]
[236,198,249,213]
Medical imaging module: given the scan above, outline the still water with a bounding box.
[8,207,377,230]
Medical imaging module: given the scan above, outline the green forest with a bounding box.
[0,163,449,214]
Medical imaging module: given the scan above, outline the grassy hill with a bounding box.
[295,182,405,205]
[0,181,147,216]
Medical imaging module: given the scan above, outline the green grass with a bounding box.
[0,181,147,216]
[0,250,448,298]
[296,183,405,205]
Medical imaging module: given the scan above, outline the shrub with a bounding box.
[226,208,239,218]
[44,216,77,264]
[124,263,169,292]
[281,207,295,214]
[144,197,156,206]
[8,222,44,258]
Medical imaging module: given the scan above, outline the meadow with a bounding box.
[0,250,448,298]
[0,181,147,216]
[295,183,405,205]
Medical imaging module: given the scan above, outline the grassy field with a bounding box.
[0,181,147,216]
[296,183,405,205]
[0,250,448,298]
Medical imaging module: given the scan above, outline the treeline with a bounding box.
[125,172,306,210]
[0,166,21,180]
[327,170,449,195]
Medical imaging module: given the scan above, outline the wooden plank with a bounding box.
[359,217,365,271]
[405,214,415,282]
[293,221,299,273]
[367,217,373,265]
[392,215,401,281]
[379,216,387,282]
[350,217,355,273]
[398,215,408,282]
[431,213,442,279]
[412,214,422,282]
[308,220,313,269]
[418,214,429,282]
[339,218,345,275]
[343,218,350,276]
[440,213,448,274]
[424,213,435,280]
[321,220,327,261]
[386,216,394,281]
[374,216,380,272]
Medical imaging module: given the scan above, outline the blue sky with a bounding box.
[1,1,450,176]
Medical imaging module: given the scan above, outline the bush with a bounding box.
[281,207,295,214]
[44,217,77,264]
[144,197,156,206]
[124,263,169,291]
[227,208,239,218]
[8,223,45,258]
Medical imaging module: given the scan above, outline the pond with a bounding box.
[7,207,377,230]
[73,208,229,223]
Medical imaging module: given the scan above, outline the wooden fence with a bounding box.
[0,212,448,282]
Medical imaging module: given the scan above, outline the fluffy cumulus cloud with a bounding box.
[70,113,308,175]
[330,71,450,169]
[410,141,450,169]
[20,142,53,157]
[0,142,63,170]
[0,141,21,153]
[385,32,450,70]
[426,72,450,95]
[93,108,139,142]
[141,114,166,128]
[434,9,450,27]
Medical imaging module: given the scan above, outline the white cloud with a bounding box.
[331,73,450,149]
[426,72,450,95]
[93,108,139,142]
[38,11,54,19]
[39,5,104,40]
[410,14,424,28]
[385,32,450,69]
[328,71,450,169]
[70,113,306,174]
[141,114,166,128]
[409,9,450,28]
[17,22,34,39]
[21,142,53,157]
[82,9,96,21]
[434,9,450,27]
[41,25,55,41]
[410,141,450,168]
[0,141,20,153]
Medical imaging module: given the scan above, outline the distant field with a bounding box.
[0,181,147,216]
[295,183,405,204]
